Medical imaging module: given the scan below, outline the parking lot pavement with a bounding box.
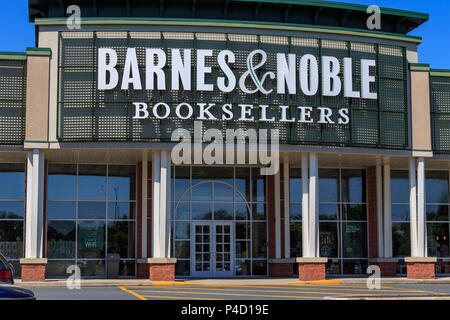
[21,283,450,300]
[118,283,450,301]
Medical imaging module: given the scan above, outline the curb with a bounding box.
[14,278,450,288]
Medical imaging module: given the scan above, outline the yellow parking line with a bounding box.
[136,287,380,296]
[118,286,147,301]
[135,289,323,299]
[141,295,225,300]
[132,285,431,294]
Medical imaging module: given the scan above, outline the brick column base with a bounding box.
[369,258,398,277]
[405,257,437,279]
[296,258,328,281]
[20,258,47,282]
[268,259,294,278]
[139,258,177,281]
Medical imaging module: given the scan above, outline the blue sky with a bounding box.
[0,0,449,68]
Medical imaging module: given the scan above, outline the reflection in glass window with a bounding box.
[318,168,367,275]
[0,164,25,261]
[47,164,76,200]
[172,167,267,277]
[391,170,410,262]
[78,165,107,201]
[46,164,136,278]
[47,221,75,259]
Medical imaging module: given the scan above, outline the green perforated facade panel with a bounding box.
[0,59,26,145]
[57,31,409,149]
[431,76,450,153]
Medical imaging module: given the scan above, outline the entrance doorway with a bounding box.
[190,221,234,277]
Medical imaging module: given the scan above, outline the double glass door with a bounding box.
[190,221,234,277]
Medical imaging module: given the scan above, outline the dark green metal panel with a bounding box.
[57,31,409,149]
[430,76,450,153]
[0,59,26,145]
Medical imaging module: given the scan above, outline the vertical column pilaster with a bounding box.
[283,158,290,259]
[383,158,393,258]
[301,153,310,257]
[21,149,47,282]
[309,153,319,257]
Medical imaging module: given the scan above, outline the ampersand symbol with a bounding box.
[239,50,275,95]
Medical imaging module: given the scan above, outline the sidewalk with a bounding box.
[14,277,450,287]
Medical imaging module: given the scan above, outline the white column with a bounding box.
[152,150,172,258]
[376,165,384,258]
[383,159,393,258]
[166,153,172,258]
[152,151,161,258]
[283,158,290,259]
[141,157,148,258]
[274,167,281,259]
[301,153,310,257]
[25,149,45,259]
[309,153,319,257]
[417,158,426,257]
[159,150,169,258]
[409,158,418,257]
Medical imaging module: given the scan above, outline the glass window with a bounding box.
[192,182,212,201]
[427,223,449,258]
[0,221,23,259]
[47,221,75,259]
[78,165,107,201]
[391,170,410,204]
[214,182,234,202]
[78,202,106,220]
[252,222,267,258]
[108,202,135,220]
[47,201,76,220]
[319,222,339,258]
[235,203,250,220]
[175,241,190,259]
[317,168,367,275]
[0,202,24,219]
[48,164,77,200]
[392,205,410,222]
[319,204,338,220]
[235,168,250,202]
[427,205,449,222]
[342,222,367,258]
[392,222,410,257]
[77,221,105,259]
[319,169,339,203]
[107,221,135,259]
[0,169,24,200]
[175,202,190,220]
[214,203,233,220]
[426,171,449,204]
[47,164,136,278]
[108,165,136,201]
[289,169,302,203]
[171,166,267,277]
[192,202,212,220]
[341,169,365,203]
[290,222,302,258]
[174,167,190,201]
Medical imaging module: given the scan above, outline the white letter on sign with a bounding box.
[146,49,166,90]
[172,49,191,91]
[98,48,119,90]
[322,56,341,97]
[361,59,377,99]
[277,53,296,95]
[133,103,149,119]
[121,48,142,90]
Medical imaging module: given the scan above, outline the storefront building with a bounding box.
[1,0,449,281]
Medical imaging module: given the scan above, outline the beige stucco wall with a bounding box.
[410,70,432,153]
[25,55,50,142]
